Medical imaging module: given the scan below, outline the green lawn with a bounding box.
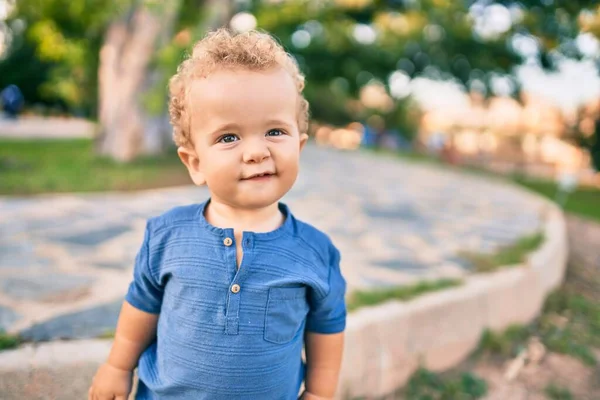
[0,139,191,195]
[0,331,20,351]
[512,176,600,223]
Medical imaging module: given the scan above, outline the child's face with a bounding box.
[178,67,308,209]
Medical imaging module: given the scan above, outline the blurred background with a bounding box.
[0,0,599,399]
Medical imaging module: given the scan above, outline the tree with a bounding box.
[95,2,183,161]
[3,0,234,161]
[588,119,600,171]
[2,0,130,116]
[0,36,57,109]
[250,0,599,141]
[3,0,599,159]
[96,0,235,161]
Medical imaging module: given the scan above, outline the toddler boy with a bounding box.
[88,28,346,400]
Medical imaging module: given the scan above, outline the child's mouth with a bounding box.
[242,172,275,181]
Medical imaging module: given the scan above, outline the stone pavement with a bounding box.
[0,145,545,341]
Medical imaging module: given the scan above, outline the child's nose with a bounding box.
[242,138,271,163]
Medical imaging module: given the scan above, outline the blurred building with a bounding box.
[418,90,599,186]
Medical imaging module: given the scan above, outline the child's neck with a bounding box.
[206,200,284,233]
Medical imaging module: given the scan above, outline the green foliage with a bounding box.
[3,0,595,127]
[347,279,462,312]
[404,368,487,400]
[0,36,59,108]
[541,290,600,362]
[477,325,532,358]
[476,288,600,367]
[459,232,545,273]
[2,0,132,115]
[544,384,574,400]
[249,0,600,138]
[589,120,600,172]
[0,139,190,195]
[0,331,21,351]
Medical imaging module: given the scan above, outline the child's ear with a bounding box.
[177,146,206,186]
[299,133,309,152]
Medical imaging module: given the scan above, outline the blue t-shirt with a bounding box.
[125,199,347,400]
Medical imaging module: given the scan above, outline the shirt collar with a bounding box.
[197,198,293,240]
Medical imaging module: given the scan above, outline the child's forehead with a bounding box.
[191,67,293,88]
[188,68,298,107]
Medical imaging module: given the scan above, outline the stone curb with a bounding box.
[0,203,567,399]
[338,200,567,398]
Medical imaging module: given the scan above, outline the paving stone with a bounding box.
[0,306,20,331]
[19,299,122,341]
[53,225,131,246]
[1,274,94,302]
[92,261,128,270]
[445,256,474,271]
[0,242,50,269]
[0,243,32,266]
[372,258,431,272]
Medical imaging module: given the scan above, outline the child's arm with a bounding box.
[302,331,345,400]
[88,301,158,400]
[90,222,162,399]
[106,301,159,370]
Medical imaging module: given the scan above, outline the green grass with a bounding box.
[346,279,462,312]
[402,368,488,400]
[96,329,116,339]
[459,232,545,273]
[476,325,532,358]
[349,368,488,400]
[540,291,600,364]
[0,138,191,195]
[0,331,21,351]
[544,384,574,400]
[513,176,600,223]
[476,288,600,367]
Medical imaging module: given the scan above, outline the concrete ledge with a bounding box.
[0,340,112,400]
[0,203,568,400]
[337,201,568,398]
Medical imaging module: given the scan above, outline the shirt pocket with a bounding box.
[264,286,309,344]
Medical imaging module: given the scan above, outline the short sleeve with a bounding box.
[125,222,163,314]
[305,245,347,334]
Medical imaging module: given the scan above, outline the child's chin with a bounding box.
[237,193,282,209]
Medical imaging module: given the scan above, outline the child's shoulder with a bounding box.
[289,213,338,263]
[146,203,203,233]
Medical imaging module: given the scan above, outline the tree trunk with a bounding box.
[96,0,234,162]
[96,2,181,162]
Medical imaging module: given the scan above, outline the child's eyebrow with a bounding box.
[209,123,241,136]
[264,119,294,129]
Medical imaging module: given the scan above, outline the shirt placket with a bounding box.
[221,231,254,335]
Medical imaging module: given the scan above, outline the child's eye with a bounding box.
[266,129,284,137]
[217,134,239,144]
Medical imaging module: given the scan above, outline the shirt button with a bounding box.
[231,284,241,293]
[223,237,233,247]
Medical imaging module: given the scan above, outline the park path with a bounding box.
[0,145,545,341]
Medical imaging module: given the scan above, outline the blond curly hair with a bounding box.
[168,28,309,148]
